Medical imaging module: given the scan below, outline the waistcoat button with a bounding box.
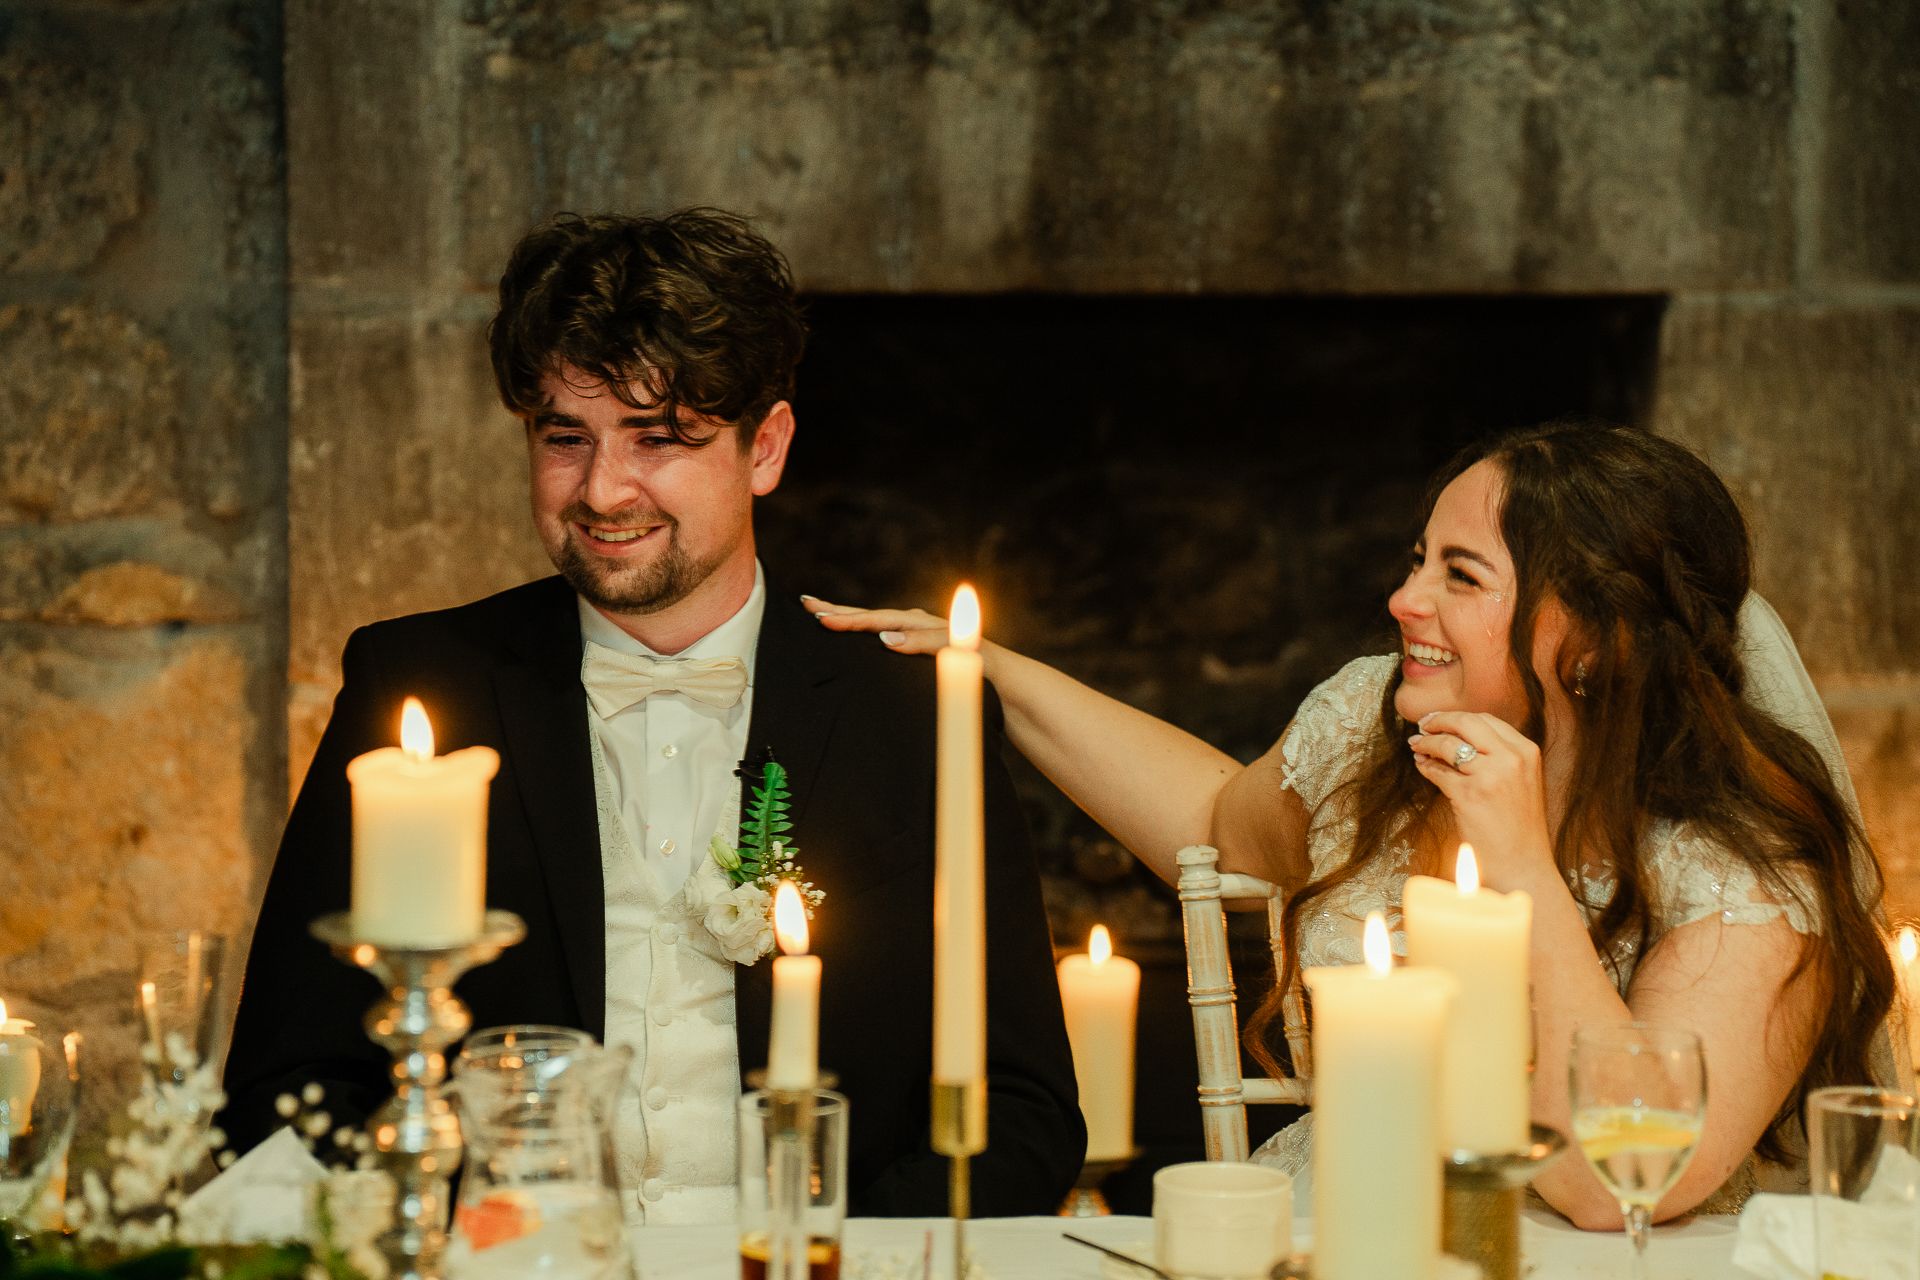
[651,1004,673,1026]
[645,1086,669,1110]
[641,1178,664,1202]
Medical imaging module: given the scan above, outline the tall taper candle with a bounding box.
[1304,912,1456,1280]
[1403,844,1533,1154]
[934,584,986,1084]
[346,698,500,947]
[768,880,822,1091]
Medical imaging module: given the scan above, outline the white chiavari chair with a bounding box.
[1175,844,1310,1161]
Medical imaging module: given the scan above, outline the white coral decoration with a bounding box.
[697,881,778,964]
[67,1032,228,1248]
[310,1169,394,1280]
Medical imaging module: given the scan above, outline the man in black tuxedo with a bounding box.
[221,210,1085,1219]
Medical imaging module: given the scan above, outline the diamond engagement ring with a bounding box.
[1453,742,1478,767]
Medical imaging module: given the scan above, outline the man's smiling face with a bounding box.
[525,365,787,618]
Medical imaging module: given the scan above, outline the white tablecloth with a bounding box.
[630,1210,1746,1280]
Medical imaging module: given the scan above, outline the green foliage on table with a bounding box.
[0,1230,334,1280]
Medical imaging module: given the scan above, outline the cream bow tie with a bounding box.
[581,641,749,716]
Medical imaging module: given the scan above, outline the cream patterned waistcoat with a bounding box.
[592,734,742,1227]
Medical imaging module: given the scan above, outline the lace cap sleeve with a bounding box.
[1653,825,1820,937]
[1278,655,1398,814]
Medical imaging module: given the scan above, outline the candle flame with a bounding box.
[1363,911,1392,975]
[1455,843,1480,894]
[773,880,810,955]
[1901,927,1917,966]
[0,997,6,1022]
[1089,924,1112,965]
[139,981,156,1012]
[400,697,434,760]
[949,584,981,651]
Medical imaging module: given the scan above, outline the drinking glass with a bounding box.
[737,1088,848,1280]
[138,931,227,1090]
[0,999,79,1238]
[1808,1086,1920,1280]
[1569,1023,1706,1280]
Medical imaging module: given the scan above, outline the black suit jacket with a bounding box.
[220,575,1085,1215]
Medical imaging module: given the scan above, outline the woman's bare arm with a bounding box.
[805,599,1241,883]
[1210,726,1314,894]
[1526,909,1822,1227]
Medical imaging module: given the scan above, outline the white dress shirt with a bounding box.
[579,564,767,1226]
[578,566,765,899]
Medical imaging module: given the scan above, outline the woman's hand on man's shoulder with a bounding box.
[802,596,951,654]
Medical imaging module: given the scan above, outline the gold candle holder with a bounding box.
[1441,1123,1567,1280]
[1057,1148,1141,1217]
[931,1079,986,1279]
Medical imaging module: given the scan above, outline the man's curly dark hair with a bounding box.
[488,209,807,447]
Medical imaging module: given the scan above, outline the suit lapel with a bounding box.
[743,589,844,829]
[491,582,605,1040]
[736,586,845,1077]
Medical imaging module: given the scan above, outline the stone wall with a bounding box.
[0,2,287,1147]
[285,0,1920,907]
[4,0,1914,1177]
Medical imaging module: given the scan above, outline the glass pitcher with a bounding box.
[445,1025,634,1280]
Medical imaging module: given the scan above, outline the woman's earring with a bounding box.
[1573,659,1589,697]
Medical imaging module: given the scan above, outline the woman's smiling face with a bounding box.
[1388,460,1536,726]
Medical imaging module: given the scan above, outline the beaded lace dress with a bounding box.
[1245,649,1890,1212]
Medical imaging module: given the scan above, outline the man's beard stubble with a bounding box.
[550,503,734,617]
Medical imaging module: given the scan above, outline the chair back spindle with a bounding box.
[1175,845,1310,1163]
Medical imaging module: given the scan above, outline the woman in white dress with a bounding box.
[805,421,1899,1227]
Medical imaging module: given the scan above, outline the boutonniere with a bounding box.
[695,752,825,964]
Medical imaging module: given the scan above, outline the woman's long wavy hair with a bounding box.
[1248,421,1893,1161]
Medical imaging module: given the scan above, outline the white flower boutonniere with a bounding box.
[704,755,825,963]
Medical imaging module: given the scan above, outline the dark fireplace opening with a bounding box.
[758,293,1665,1203]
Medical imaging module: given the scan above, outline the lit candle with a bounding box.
[768,881,822,1092]
[1402,844,1533,1154]
[933,585,985,1085]
[1895,927,1920,1070]
[1303,912,1456,1280]
[1057,925,1141,1161]
[0,998,42,1138]
[345,698,500,947]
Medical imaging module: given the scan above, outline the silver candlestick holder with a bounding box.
[311,910,526,1280]
[1441,1122,1568,1280]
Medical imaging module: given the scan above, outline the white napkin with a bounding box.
[177,1126,327,1245]
[1734,1149,1920,1280]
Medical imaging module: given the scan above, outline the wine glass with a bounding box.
[1569,1023,1706,1280]
[0,999,80,1238]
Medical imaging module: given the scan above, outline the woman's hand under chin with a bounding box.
[1408,710,1556,888]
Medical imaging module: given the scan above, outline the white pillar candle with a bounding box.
[1403,844,1533,1154]
[1895,927,1920,1071]
[768,881,822,1091]
[933,585,986,1085]
[1058,925,1141,1160]
[0,999,42,1138]
[1304,912,1456,1280]
[346,698,499,947]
